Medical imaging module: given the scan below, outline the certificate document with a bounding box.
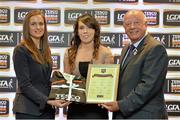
[86,64,120,103]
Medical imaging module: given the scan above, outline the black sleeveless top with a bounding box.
[67,61,108,119]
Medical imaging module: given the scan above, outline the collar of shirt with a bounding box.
[130,31,148,48]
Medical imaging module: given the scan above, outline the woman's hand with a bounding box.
[47,100,71,108]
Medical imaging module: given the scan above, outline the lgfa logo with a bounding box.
[100,34,115,45]
[166,104,180,112]
[67,13,82,19]
[17,11,28,20]
[48,34,64,43]
[0,33,13,42]
[167,13,180,22]
[168,59,180,66]
[0,79,13,89]
[153,35,166,45]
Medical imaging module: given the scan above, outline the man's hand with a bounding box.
[47,100,71,108]
[99,101,120,112]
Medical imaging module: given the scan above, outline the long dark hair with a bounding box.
[68,14,101,72]
[21,10,52,65]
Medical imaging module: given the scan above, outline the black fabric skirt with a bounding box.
[67,102,108,119]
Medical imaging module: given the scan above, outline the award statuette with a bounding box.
[86,64,120,103]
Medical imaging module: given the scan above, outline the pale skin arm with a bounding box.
[64,49,71,73]
[104,46,114,64]
[105,54,114,64]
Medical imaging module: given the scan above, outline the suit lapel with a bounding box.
[119,45,129,70]
[120,34,149,71]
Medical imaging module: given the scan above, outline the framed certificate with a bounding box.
[86,64,120,103]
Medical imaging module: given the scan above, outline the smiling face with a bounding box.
[78,21,95,44]
[123,10,147,43]
[29,15,45,41]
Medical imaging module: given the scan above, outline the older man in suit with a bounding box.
[101,10,168,119]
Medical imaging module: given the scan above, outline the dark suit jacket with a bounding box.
[114,34,168,119]
[13,45,54,116]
